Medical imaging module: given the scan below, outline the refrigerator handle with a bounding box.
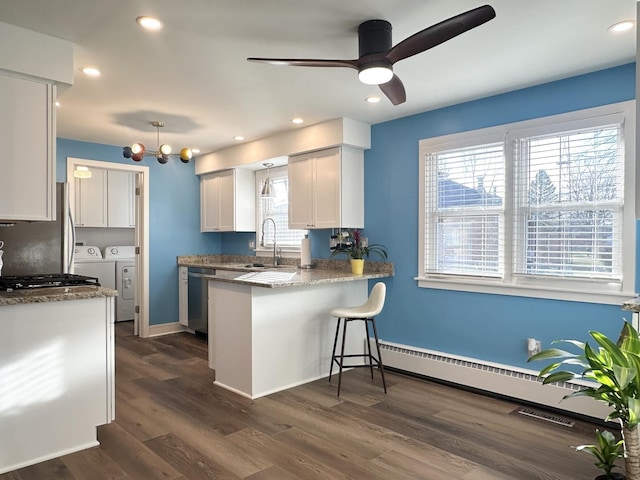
[67,206,76,272]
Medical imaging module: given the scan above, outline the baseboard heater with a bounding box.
[374,339,612,420]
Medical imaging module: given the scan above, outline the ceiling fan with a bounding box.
[247,5,496,105]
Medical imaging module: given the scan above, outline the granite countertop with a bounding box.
[0,286,117,306]
[177,254,393,288]
[622,296,640,313]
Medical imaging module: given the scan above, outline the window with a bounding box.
[255,165,307,251]
[418,102,635,304]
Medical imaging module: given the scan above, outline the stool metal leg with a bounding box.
[329,317,342,383]
[337,317,349,396]
[370,317,387,393]
[364,319,374,380]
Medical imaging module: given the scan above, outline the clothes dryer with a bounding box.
[105,246,135,322]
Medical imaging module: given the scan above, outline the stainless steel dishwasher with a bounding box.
[187,266,217,336]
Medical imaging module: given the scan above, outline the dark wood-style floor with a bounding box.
[1,321,612,479]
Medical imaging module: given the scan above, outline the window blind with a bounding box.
[257,168,307,248]
[512,124,623,279]
[424,142,505,276]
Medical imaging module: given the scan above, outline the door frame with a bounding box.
[66,158,150,337]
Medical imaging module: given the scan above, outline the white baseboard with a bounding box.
[148,322,187,337]
[375,339,612,420]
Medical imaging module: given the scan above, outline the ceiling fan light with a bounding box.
[131,143,145,155]
[358,65,393,85]
[159,143,172,155]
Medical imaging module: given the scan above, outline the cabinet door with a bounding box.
[313,148,341,229]
[288,153,315,229]
[201,172,222,232]
[0,74,54,221]
[216,170,236,232]
[75,168,108,227]
[107,170,135,228]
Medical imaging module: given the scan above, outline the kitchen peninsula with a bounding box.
[0,286,116,474]
[178,255,393,399]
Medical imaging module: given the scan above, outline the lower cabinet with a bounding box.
[0,296,115,474]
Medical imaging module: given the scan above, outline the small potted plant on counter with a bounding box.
[528,321,640,480]
[577,429,626,480]
[330,229,387,275]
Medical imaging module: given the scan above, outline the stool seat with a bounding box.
[329,282,387,396]
[330,281,386,319]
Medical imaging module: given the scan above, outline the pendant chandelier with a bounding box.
[122,121,194,164]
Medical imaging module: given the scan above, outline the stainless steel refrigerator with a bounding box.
[0,182,72,276]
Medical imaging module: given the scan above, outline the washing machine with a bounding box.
[105,246,136,322]
[73,246,116,290]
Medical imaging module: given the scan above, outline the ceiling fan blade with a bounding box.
[379,75,406,105]
[386,5,496,64]
[247,57,358,69]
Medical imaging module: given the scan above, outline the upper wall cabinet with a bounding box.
[201,169,255,232]
[0,73,55,221]
[0,22,73,222]
[288,147,364,229]
[75,168,136,228]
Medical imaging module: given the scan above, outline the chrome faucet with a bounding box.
[260,217,278,266]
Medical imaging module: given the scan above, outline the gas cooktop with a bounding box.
[0,274,101,292]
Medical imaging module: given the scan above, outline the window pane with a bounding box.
[425,142,505,277]
[257,169,307,248]
[514,124,623,279]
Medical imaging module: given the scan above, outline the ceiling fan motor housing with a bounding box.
[358,20,392,57]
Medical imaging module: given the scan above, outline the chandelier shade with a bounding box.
[123,121,194,164]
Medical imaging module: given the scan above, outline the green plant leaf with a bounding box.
[591,331,629,367]
[618,321,640,353]
[527,348,577,362]
[541,371,576,384]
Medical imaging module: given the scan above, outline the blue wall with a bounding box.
[56,139,221,326]
[363,63,636,370]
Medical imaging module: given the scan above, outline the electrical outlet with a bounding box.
[527,338,542,357]
[248,240,255,250]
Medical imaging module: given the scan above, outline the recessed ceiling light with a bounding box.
[365,96,381,104]
[81,67,101,77]
[608,20,635,33]
[291,118,304,124]
[192,148,201,154]
[233,135,245,141]
[55,101,61,107]
[136,16,163,31]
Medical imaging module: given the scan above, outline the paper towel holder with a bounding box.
[299,234,315,269]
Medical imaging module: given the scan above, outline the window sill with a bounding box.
[415,276,634,305]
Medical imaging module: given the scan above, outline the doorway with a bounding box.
[66,158,150,337]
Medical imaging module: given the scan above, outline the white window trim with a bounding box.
[417,101,636,305]
[254,165,305,256]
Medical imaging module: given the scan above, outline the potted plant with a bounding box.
[528,321,640,480]
[330,229,387,274]
[577,429,626,479]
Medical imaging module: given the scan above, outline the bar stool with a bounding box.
[329,282,387,396]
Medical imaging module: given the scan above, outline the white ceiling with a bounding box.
[0,0,635,156]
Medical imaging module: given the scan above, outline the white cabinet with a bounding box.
[75,168,135,228]
[288,146,364,229]
[0,73,55,221]
[107,170,136,228]
[200,169,255,232]
[75,168,107,227]
[0,296,115,473]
